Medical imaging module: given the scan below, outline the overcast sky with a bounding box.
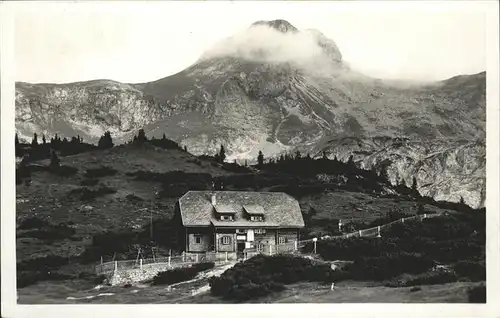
[13,1,488,84]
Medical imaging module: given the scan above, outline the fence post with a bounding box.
[114,261,117,273]
[423,214,427,219]
[294,240,298,251]
[359,230,362,237]
[168,255,171,266]
[402,218,405,223]
[225,251,228,262]
[196,253,199,263]
[140,258,143,270]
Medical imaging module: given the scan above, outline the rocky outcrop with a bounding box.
[14,19,485,207]
[318,137,485,208]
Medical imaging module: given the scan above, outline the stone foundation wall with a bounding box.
[108,263,192,286]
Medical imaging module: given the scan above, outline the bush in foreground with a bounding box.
[17,270,72,288]
[347,252,435,281]
[209,254,337,302]
[453,261,486,281]
[84,166,118,179]
[18,223,76,241]
[152,262,215,285]
[386,270,458,288]
[17,216,50,230]
[467,284,486,303]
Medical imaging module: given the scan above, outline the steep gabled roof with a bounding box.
[178,191,304,228]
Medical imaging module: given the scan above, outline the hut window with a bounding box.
[220,215,234,221]
[194,235,202,244]
[222,236,232,245]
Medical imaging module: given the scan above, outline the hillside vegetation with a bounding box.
[15,131,485,300]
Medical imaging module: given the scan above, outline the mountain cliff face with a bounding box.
[15,19,486,208]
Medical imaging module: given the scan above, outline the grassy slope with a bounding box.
[16,144,233,263]
[15,143,457,264]
[16,143,476,303]
[18,280,481,304]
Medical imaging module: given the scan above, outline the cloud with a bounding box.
[199,24,341,66]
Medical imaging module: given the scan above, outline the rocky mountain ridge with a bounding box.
[15,19,486,208]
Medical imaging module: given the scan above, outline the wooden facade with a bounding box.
[182,225,300,255]
[177,191,304,258]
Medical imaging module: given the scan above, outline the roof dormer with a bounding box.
[243,205,265,221]
[213,203,237,221]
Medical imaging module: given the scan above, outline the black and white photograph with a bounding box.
[1,0,499,316]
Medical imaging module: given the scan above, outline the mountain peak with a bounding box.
[251,19,298,33]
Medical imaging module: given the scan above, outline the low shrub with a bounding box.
[80,219,183,264]
[17,216,50,230]
[404,271,458,286]
[467,284,486,303]
[81,178,99,186]
[126,194,144,203]
[93,274,107,285]
[68,185,117,201]
[188,159,202,166]
[347,252,435,281]
[209,255,337,301]
[17,255,69,272]
[51,165,78,177]
[453,261,486,281]
[18,223,76,241]
[152,262,215,285]
[192,262,215,272]
[85,166,118,179]
[17,270,72,288]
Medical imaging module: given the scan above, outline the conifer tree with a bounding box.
[98,131,114,149]
[162,133,167,140]
[322,151,328,160]
[411,176,421,198]
[257,151,264,167]
[31,133,38,147]
[137,129,147,142]
[219,145,226,163]
[184,145,188,152]
[347,155,354,165]
[295,151,301,160]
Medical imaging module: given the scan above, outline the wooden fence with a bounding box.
[95,213,441,275]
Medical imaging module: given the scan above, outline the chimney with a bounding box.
[211,194,217,206]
